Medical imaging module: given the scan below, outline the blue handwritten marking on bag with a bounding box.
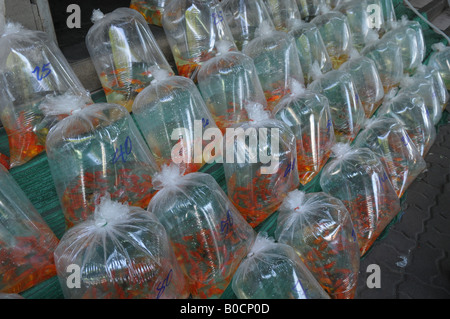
[156,269,173,299]
[220,209,234,234]
[32,63,51,81]
[112,136,132,164]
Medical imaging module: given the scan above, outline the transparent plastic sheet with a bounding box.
[381,16,425,75]
[310,10,354,69]
[221,0,275,51]
[261,0,302,32]
[45,99,159,229]
[148,165,256,299]
[362,37,403,94]
[336,0,373,52]
[162,0,237,80]
[288,19,333,84]
[374,0,396,30]
[86,8,173,112]
[428,43,450,90]
[377,90,436,157]
[353,116,426,198]
[0,23,90,168]
[243,22,304,112]
[130,0,166,26]
[275,190,360,299]
[0,164,59,294]
[274,81,335,185]
[308,66,366,143]
[295,0,323,22]
[132,68,217,174]
[340,50,384,118]
[231,232,330,299]
[320,143,401,256]
[415,64,449,110]
[399,73,442,126]
[54,196,189,299]
[197,41,268,132]
[223,103,300,227]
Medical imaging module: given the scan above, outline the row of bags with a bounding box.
[1,0,450,170]
[0,0,448,299]
[0,153,394,299]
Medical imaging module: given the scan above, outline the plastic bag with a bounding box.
[221,0,275,51]
[0,164,58,293]
[428,43,450,90]
[162,0,237,80]
[274,80,335,185]
[86,8,173,112]
[320,143,401,256]
[132,68,217,173]
[340,49,384,118]
[275,190,360,299]
[148,165,256,299]
[381,16,425,75]
[261,0,302,32]
[415,64,449,110]
[223,103,300,227]
[295,0,323,22]
[353,116,426,198]
[336,0,373,51]
[46,96,159,228]
[243,22,304,111]
[310,9,354,69]
[0,22,90,168]
[130,0,166,26]
[288,19,333,84]
[197,41,268,132]
[54,195,188,299]
[399,73,442,126]
[308,64,366,143]
[361,37,403,94]
[231,232,330,299]
[377,90,436,157]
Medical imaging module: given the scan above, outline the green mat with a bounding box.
[0,1,448,299]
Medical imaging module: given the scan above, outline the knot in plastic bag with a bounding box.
[283,190,307,212]
[331,143,353,159]
[363,116,383,130]
[93,193,129,228]
[245,102,271,122]
[289,79,307,98]
[246,232,276,258]
[1,22,25,37]
[255,21,275,38]
[150,67,171,84]
[309,61,323,81]
[91,9,106,23]
[152,164,184,190]
[400,75,415,88]
[215,40,235,56]
[431,42,447,52]
[39,92,90,116]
